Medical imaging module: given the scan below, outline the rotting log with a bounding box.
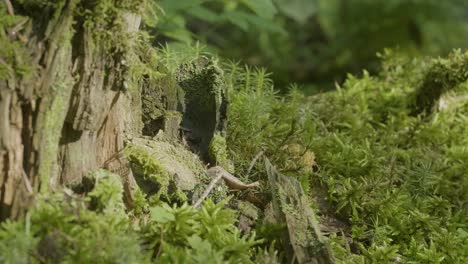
[265,158,335,264]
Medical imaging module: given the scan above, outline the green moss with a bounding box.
[124,145,171,202]
[0,219,38,264]
[208,133,234,171]
[302,50,468,263]
[35,1,76,191]
[78,0,147,53]
[176,57,227,158]
[1,170,150,263]
[130,189,149,216]
[413,49,468,114]
[237,201,259,219]
[176,58,225,119]
[87,170,126,214]
[0,6,33,81]
[141,69,184,137]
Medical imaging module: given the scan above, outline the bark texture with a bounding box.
[0,0,141,220]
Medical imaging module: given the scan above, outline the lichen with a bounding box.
[237,201,259,219]
[38,76,75,191]
[35,1,77,191]
[125,136,206,204]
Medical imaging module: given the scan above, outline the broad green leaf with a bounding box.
[317,0,340,37]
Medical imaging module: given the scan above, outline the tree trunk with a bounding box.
[0,0,141,220]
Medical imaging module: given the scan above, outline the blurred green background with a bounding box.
[152,0,468,93]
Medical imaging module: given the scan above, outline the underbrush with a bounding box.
[2,48,466,263]
[1,1,467,260]
[226,50,468,263]
[0,170,264,263]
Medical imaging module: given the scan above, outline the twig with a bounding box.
[246,150,264,176]
[3,0,14,16]
[209,166,260,190]
[193,173,223,208]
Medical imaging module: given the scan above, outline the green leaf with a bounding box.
[162,28,193,44]
[240,0,277,20]
[274,0,317,24]
[187,6,221,23]
[246,15,285,34]
[160,0,202,13]
[150,206,175,223]
[223,11,252,31]
[188,235,224,263]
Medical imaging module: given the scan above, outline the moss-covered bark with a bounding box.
[0,0,79,220]
[0,0,143,220]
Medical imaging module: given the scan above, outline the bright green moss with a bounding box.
[1,173,148,263]
[413,49,468,114]
[124,145,171,202]
[176,57,227,158]
[304,51,468,263]
[0,6,33,81]
[208,133,234,172]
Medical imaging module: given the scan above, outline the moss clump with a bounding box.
[412,49,468,114]
[176,57,228,159]
[0,171,148,264]
[141,199,261,263]
[141,68,184,137]
[305,51,468,263]
[208,133,234,172]
[87,170,126,214]
[0,6,33,81]
[225,50,468,262]
[124,145,172,203]
[77,0,148,52]
[0,176,264,263]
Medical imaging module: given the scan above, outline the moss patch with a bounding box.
[176,57,227,159]
[208,133,233,172]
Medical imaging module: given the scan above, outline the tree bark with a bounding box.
[0,0,141,220]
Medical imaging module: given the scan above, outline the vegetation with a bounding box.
[155,0,468,89]
[1,0,467,263]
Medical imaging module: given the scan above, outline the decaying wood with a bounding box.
[265,158,335,264]
[0,1,142,220]
[193,173,223,209]
[101,149,139,208]
[0,0,78,220]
